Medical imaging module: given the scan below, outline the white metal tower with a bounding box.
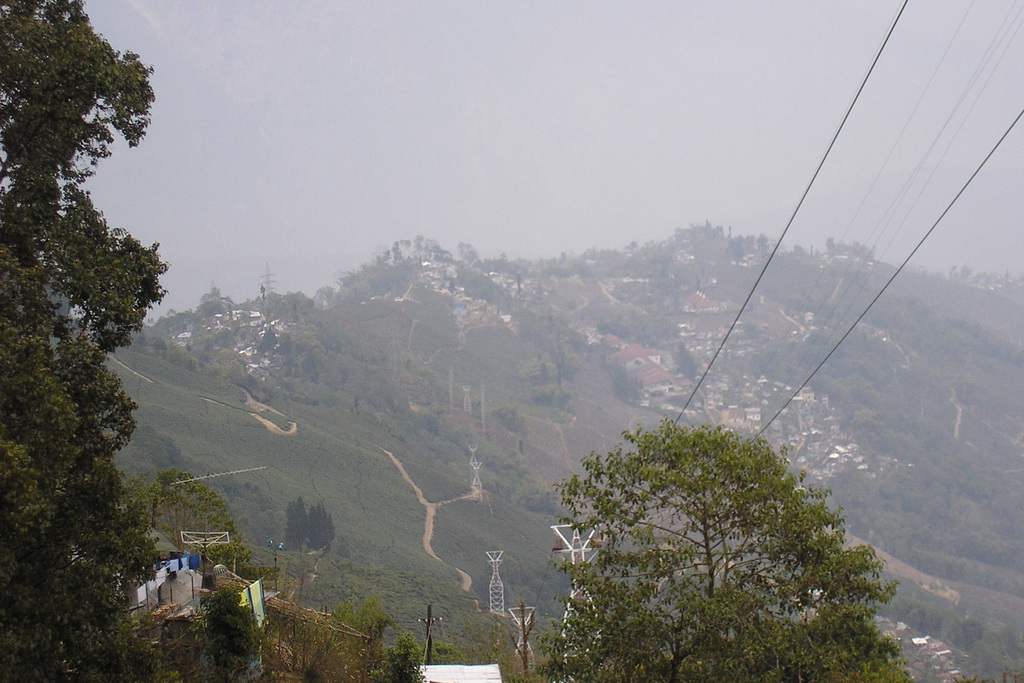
[552,524,597,616]
[486,550,504,614]
[463,385,472,412]
[469,445,481,492]
[508,602,536,672]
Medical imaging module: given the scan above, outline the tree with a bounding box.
[371,632,424,683]
[198,587,263,681]
[0,1,165,680]
[543,421,907,683]
[332,596,395,683]
[285,495,309,550]
[308,499,336,552]
[140,469,251,570]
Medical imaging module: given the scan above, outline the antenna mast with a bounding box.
[486,550,504,614]
[172,466,264,576]
[170,466,267,486]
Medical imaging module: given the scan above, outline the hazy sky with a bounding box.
[84,1,1024,314]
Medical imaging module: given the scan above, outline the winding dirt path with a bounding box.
[849,534,961,604]
[598,280,619,304]
[378,446,475,591]
[110,357,155,383]
[201,392,297,435]
[249,413,297,435]
[243,388,286,417]
[779,308,806,334]
[950,388,964,441]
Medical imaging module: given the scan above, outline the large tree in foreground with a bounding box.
[0,1,165,679]
[543,421,908,683]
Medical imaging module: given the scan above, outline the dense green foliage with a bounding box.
[0,1,164,679]
[544,422,906,682]
[308,499,337,552]
[197,588,263,681]
[285,495,309,550]
[135,468,251,569]
[371,632,424,683]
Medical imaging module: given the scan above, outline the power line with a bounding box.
[765,2,1024,406]
[758,102,1024,438]
[676,0,911,423]
[757,2,1024,430]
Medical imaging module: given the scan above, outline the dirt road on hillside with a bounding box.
[378,446,476,591]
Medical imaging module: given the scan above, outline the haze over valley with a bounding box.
[118,225,1024,678]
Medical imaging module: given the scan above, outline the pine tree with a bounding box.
[307,500,336,552]
[285,496,309,550]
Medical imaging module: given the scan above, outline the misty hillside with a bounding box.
[119,225,1024,677]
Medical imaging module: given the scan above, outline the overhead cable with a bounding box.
[762,1,1024,426]
[757,103,1024,438]
[675,0,911,424]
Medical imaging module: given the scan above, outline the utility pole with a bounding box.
[266,539,284,591]
[420,603,442,665]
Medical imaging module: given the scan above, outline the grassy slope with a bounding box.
[113,346,559,632]
[117,234,1024,672]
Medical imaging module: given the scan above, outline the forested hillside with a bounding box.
[120,226,1024,678]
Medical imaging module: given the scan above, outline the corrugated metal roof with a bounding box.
[421,664,503,683]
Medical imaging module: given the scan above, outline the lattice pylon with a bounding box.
[552,524,597,619]
[508,602,536,672]
[463,385,472,412]
[486,550,504,614]
[469,445,481,496]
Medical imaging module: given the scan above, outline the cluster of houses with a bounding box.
[173,307,300,381]
[577,300,894,483]
[876,616,963,681]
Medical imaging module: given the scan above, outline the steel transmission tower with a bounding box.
[463,385,472,412]
[508,601,536,674]
[259,262,277,300]
[469,444,481,493]
[552,524,597,618]
[486,550,504,614]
